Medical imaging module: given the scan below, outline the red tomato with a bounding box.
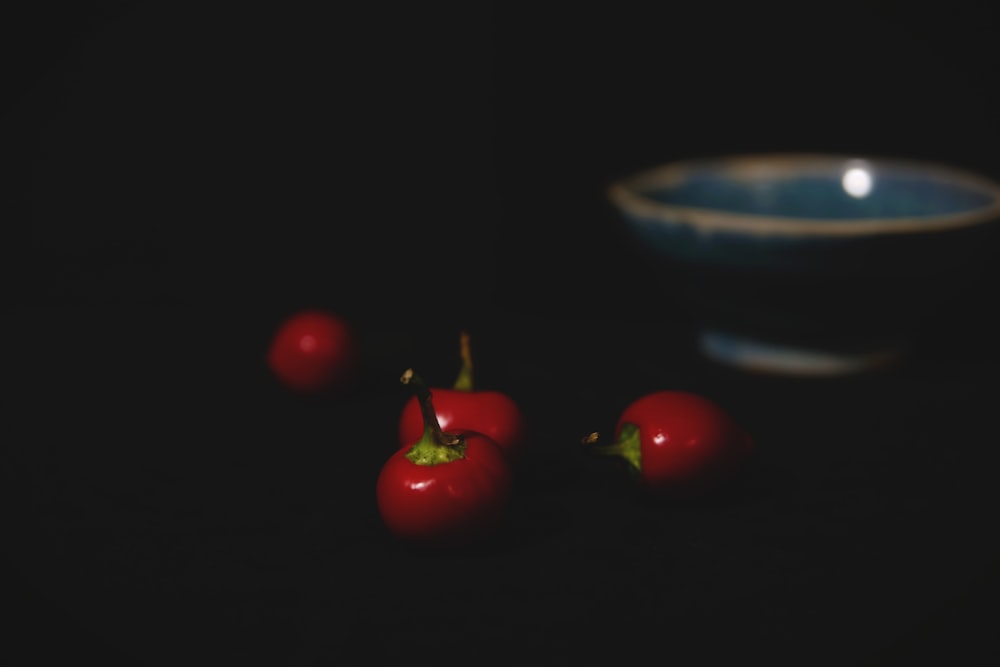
[397,331,527,460]
[397,388,526,461]
[377,428,512,549]
[590,390,754,498]
[267,309,358,394]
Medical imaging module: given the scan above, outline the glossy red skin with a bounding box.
[376,430,513,548]
[398,389,527,461]
[616,391,754,497]
[267,310,358,394]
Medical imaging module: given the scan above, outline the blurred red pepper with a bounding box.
[267,309,358,395]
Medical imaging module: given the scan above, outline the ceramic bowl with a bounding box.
[607,153,1000,376]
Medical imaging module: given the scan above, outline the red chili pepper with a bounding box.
[377,369,513,548]
[397,331,527,461]
[586,390,754,498]
[266,309,359,395]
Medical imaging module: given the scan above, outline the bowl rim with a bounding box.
[607,153,1000,237]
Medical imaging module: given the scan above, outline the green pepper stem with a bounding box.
[583,425,642,473]
[452,330,475,392]
[401,368,462,447]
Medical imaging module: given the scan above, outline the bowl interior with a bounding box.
[610,155,1000,273]
[644,159,996,220]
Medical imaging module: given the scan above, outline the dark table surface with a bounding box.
[5,2,1000,665]
[7,299,1000,666]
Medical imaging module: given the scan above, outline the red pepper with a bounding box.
[266,309,359,395]
[586,390,754,498]
[377,369,513,548]
[397,331,527,461]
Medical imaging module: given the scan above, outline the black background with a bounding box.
[5,1,1000,665]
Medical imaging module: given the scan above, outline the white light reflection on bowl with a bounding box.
[841,160,873,198]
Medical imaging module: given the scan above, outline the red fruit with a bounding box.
[378,369,513,549]
[587,390,754,498]
[398,387,526,461]
[267,309,359,394]
[398,331,527,461]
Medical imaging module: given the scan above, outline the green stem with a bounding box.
[452,330,475,392]
[401,368,466,465]
[583,424,642,474]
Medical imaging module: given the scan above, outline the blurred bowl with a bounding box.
[608,153,1000,376]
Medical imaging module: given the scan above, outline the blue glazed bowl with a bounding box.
[608,154,1000,375]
